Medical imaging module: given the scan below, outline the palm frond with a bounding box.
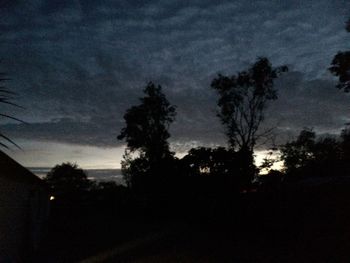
[0,98,24,108]
[0,141,9,149]
[0,133,21,149]
[0,113,26,124]
[0,88,17,95]
[0,73,23,149]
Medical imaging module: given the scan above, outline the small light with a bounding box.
[50,196,55,201]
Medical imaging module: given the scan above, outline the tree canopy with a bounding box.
[279,128,350,180]
[181,146,257,189]
[118,82,177,190]
[45,162,90,200]
[329,51,350,92]
[280,129,317,175]
[211,57,288,152]
[118,82,176,163]
[329,18,350,92]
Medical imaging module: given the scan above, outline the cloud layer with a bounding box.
[1,0,350,155]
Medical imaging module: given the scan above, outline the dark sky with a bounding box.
[1,0,350,168]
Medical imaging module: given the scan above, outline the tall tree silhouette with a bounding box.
[118,82,176,189]
[211,57,288,152]
[329,18,350,91]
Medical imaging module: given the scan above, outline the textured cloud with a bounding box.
[1,0,350,157]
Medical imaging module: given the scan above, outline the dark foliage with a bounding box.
[329,51,350,92]
[118,82,176,162]
[45,162,91,202]
[118,82,177,193]
[329,18,350,92]
[180,147,257,190]
[257,169,284,192]
[211,57,288,152]
[280,129,316,176]
[280,128,350,180]
[346,18,350,32]
[0,73,24,149]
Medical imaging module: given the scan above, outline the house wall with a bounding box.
[0,176,48,261]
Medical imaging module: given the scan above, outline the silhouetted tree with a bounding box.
[280,129,349,179]
[329,18,350,91]
[118,82,177,191]
[181,147,214,176]
[211,57,288,152]
[45,162,90,201]
[346,18,350,32]
[312,130,350,177]
[257,169,284,192]
[120,150,150,189]
[259,150,279,174]
[329,52,350,92]
[341,128,350,158]
[280,129,316,176]
[211,58,287,187]
[181,147,257,190]
[181,147,242,177]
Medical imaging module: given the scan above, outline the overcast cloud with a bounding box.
[1,0,350,166]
